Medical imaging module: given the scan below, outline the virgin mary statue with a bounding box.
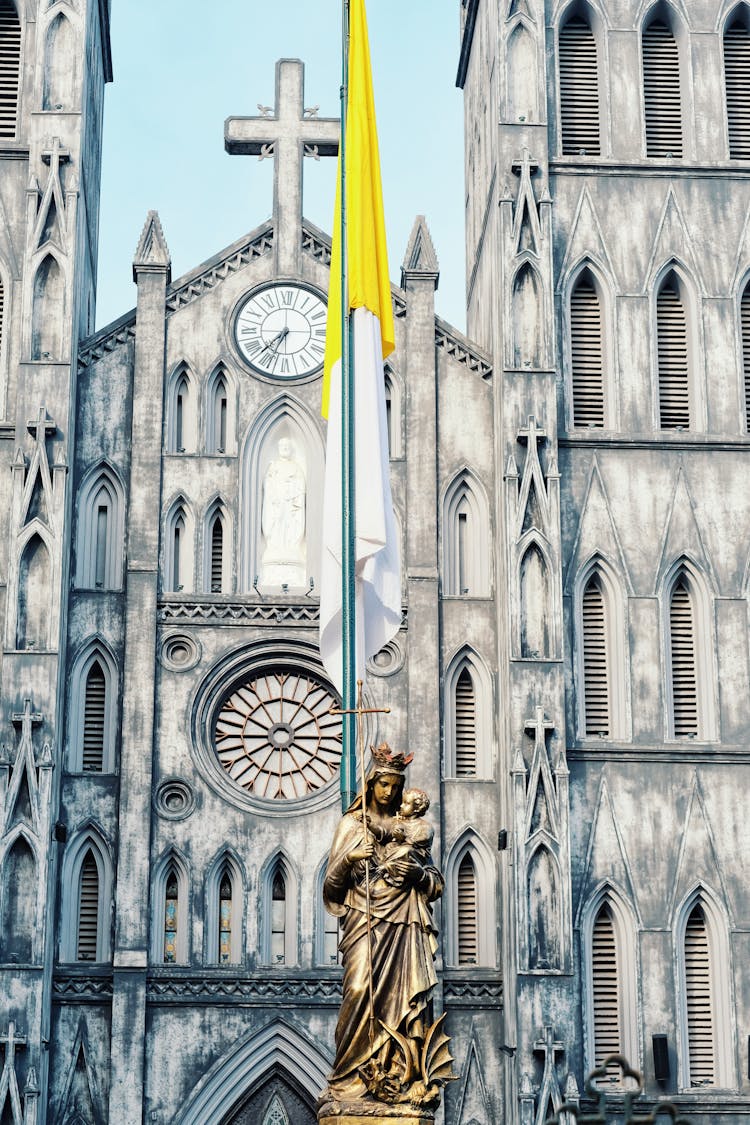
[318,745,454,1120]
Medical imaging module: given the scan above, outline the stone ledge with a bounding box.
[319,1115,433,1124]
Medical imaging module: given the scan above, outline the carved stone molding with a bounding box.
[53,972,114,1002]
[146,972,343,1005]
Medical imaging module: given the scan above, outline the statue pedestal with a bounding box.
[319,1116,433,1124]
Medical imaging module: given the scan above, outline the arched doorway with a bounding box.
[222,1070,316,1124]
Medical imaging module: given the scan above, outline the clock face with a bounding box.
[233,283,328,378]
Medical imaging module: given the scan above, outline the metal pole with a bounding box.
[340,0,357,812]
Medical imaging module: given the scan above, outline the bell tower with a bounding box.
[0,0,112,1117]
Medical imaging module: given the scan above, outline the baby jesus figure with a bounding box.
[368,788,434,888]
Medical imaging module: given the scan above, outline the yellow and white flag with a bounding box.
[319,0,401,693]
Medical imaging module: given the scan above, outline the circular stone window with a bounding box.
[213,667,343,800]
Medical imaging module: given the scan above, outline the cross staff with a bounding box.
[330,679,390,1046]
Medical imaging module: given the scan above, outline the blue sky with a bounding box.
[95,1,467,332]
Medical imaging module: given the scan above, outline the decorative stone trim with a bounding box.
[158,599,321,626]
[53,971,114,1002]
[366,639,405,678]
[166,225,273,315]
[157,600,409,628]
[435,318,493,380]
[77,318,136,368]
[442,973,503,1008]
[146,972,343,1005]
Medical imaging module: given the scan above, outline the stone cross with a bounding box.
[225,58,339,275]
[525,706,554,753]
[12,698,43,743]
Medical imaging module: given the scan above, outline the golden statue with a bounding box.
[317,744,455,1120]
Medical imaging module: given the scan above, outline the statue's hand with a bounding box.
[389,858,423,886]
[347,841,375,864]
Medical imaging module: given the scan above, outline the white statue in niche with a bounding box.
[260,434,307,588]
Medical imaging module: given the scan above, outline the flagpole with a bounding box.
[340,0,357,812]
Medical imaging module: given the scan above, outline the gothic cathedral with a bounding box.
[0,1,748,1123]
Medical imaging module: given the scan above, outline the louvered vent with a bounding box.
[685,903,714,1086]
[657,279,690,429]
[670,577,698,737]
[77,851,99,961]
[571,273,604,427]
[454,666,477,776]
[211,516,223,593]
[592,903,621,1079]
[742,284,750,431]
[725,20,750,160]
[643,20,682,158]
[560,16,600,155]
[82,661,106,772]
[457,854,478,965]
[0,0,20,140]
[582,574,609,736]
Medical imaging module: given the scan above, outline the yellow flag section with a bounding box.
[319,0,401,693]
[322,0,395,415]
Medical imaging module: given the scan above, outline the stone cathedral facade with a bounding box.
[0,0,749,1123]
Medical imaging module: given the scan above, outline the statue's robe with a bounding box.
[323,809,443,1100]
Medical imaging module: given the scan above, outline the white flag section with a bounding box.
[320,306,402,693]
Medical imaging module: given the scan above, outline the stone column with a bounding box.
[107,212,170,1124]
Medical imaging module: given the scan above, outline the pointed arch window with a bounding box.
[75,467,124,590]
[684,902,714,1086]
[445,834,497,968]
[559,12,600,156]
[82,660,106,771]
[61,831,113,963]
[657,273,690,429]
[570,269,605,427]
[69,644,117,774]
[725,13,750,160]
[669,574,698,738]
[152,853,189,964]
[591,903,620,1076]
[383,368,403,458]
[643,16,683,158]
[583,890,639,1078]
[457,854,479,965]
[271,870,286,963]
[582,571,610,736]
[741,280,750,431]
[76,849,99,961]
[443,472,490,596]
[164,871,179,963]
[207,369,230,454]
[262,854,297,966]
[205,854,243,965]
[454,667,477,776]
[165,502,193,594]
[0,0,21,139]
[445,649,493,778]
[203,504,229,595]
[167,367,196,453]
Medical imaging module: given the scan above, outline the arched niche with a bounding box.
[31,253,64,360]
[512,262,543,367]
[527,844,561,970]
[520,540,551,658]
[43,11,78,111]
[75,463,125,590]
[17,531,51,649]
[0,833,37,962]
[240,396,324,593]
[507,21,538,123]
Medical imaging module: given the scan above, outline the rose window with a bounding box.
[213,668,342,799]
